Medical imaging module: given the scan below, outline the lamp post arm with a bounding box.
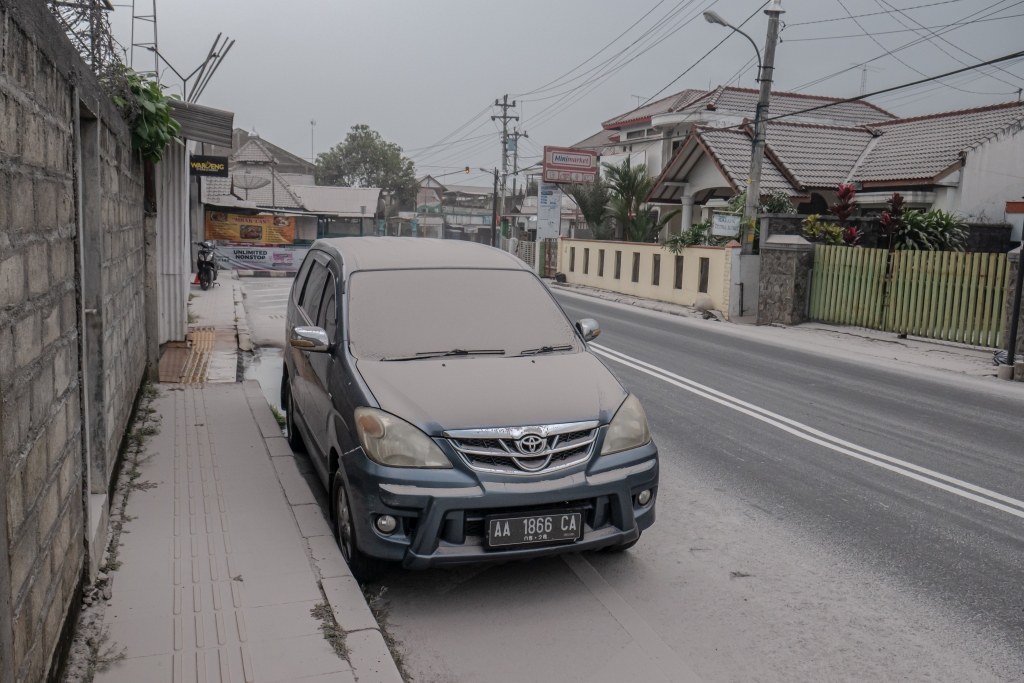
[730,26,763,79]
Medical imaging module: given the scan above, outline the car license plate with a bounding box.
[486,510,583,548]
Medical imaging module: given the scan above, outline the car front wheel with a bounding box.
[282,376,304,452]
[333,472,389,583]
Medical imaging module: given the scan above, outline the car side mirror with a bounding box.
[290,326,331,353]
[576,318,600,342]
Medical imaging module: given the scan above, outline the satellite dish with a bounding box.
[233,174,271,190]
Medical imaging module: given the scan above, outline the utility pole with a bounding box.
[509,128,528,219]
[310,119,316,163]
[740,0,785,255]
[492,95,518,232]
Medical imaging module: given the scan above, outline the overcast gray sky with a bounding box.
[111,0,1024,187]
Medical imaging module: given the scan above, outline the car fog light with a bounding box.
[637,489,652,506]
[375,515,398,534]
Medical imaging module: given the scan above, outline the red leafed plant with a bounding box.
[842,225,861,246]
[831,183,857,222]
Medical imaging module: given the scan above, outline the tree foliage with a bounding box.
[662,219,726,253]
[316,125,419,211]
[109,67,181,163]
[566,182,613,240]
[726,190,794,214]
[881,193,966,251]
[604,158,656,241]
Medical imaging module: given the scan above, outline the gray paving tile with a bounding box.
[307,536,351,580]
[245,599,324,642]
[293,504,334,538]
[250,633,351,682]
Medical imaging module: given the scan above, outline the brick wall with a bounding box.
[0,2,149,682]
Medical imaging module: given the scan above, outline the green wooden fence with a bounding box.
[809,245,1008,348]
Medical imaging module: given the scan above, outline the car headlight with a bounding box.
[600,394,651,455]
[354,407,453,468]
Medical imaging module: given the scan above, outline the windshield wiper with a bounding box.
[518,344,573,356]
[382,348,506,362]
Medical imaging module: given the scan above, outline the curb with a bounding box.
[232,283,252,352]
[234,270,295,278]
[240,381,404,683]
[548,281,709,320]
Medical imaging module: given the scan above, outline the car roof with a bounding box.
[313,236,533,273]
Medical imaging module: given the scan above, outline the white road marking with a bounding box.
[591,343,1024,521]
[563,554,704,683]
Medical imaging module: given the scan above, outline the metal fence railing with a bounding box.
[809,245,1008,348]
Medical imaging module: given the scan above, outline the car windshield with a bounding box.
[347,269,579,361]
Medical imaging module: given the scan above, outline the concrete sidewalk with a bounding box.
[93,380,402,683]
[551,280,1004,380]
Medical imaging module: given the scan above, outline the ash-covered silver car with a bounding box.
[282,237,658,580]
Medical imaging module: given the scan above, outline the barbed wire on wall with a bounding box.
[47,1,138,119]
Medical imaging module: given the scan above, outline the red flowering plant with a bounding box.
[879,192,906,252]
[831,183,857,222]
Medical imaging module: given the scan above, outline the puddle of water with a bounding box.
[245,346,284,410]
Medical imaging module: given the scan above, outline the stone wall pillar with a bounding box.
[1004,247,1023,359]
[757,235,815,326]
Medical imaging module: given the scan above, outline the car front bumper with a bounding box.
[340,439,659,569]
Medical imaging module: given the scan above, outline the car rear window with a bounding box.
[348,269,579,360]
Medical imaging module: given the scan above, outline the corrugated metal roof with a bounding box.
[290,186,381,216]
[168,100,234,146]
[853,101,1024,182]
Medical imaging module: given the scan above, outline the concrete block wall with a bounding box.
[97,124,146,478]
[0,2,149,682]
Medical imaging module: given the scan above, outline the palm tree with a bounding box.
[565,182,612,239]
[603,158,656,241]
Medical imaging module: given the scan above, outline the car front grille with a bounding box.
[444,420,600,475]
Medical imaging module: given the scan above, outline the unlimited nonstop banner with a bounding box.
[214,244,309,272]
[206,211,295,244]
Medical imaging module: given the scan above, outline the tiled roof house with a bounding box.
[646,100,1024,226]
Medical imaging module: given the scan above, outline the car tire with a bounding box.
[282,376,305,453]
[604,531,641,553]
[333,472,389,583]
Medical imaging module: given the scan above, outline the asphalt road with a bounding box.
[375,289,1024,683]
[241,276,1024,682]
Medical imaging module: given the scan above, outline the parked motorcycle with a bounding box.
[195,241,218,291]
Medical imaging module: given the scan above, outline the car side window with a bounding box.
[318,273,337,341]
[302,262,328,321]
[294,255,315,306]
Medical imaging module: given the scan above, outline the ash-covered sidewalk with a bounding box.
[71,273,403,683]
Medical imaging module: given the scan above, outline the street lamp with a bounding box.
[703,11,762,79]
[704,0,785,255]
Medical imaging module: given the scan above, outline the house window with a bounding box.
[631,252,640,283]
[698,257,710,293]
[614,251,622,279]
[626,130,645,140]
[646,128,657,137]
[672,140,683,153]
[598,249,605,277]
[583,248,590,275]
[674,255,684,289]
[652,254,661,286]
[570,247,575,272]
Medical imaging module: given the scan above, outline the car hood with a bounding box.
[356,351,627,434]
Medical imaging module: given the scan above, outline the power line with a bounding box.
[873,0,1024,88]
[793,0,1024,91]
[782,12,1024,41]
[641,2,769,106]
[785,0,969,26]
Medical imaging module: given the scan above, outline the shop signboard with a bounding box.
[214,244,309,272]
[712,212,742,237]
[206,211,295,244]
[537,183,562,239]
[189,155,229,177]
[542,146,597,184]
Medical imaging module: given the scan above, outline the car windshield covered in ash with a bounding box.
[282,237,658,580]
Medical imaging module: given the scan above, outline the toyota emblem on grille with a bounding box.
[516,434,546,454]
